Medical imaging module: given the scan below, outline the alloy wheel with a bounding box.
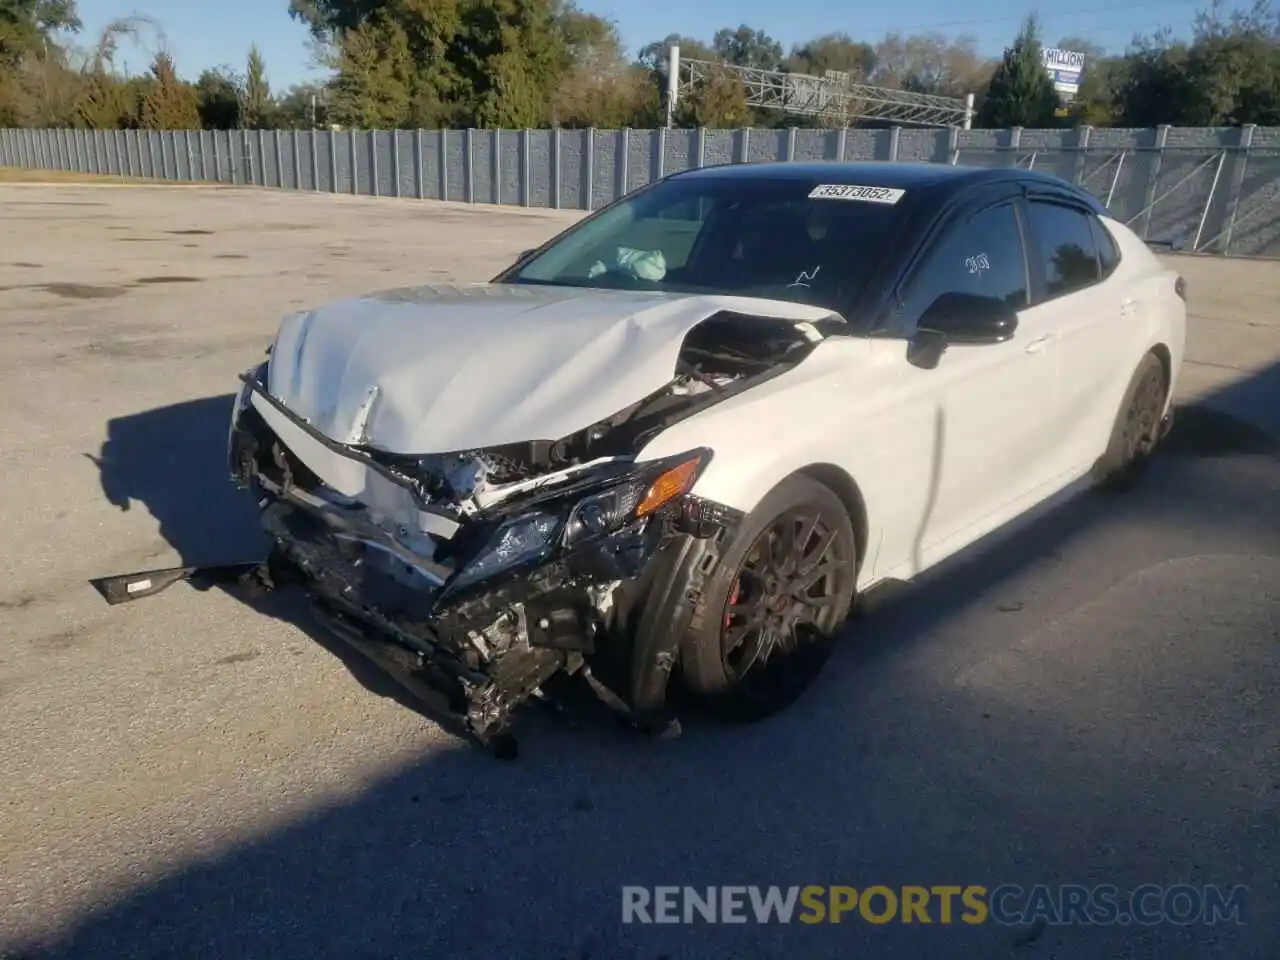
[1123,363,1165,461]
[720,507,852,699]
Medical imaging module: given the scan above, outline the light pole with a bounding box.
[664,44,681,129]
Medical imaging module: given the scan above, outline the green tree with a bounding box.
[297,0,594,128]
[634,25,1000,128]
[452,0,572,127]
[326,14,415,128]
[0,0,81,68]
[276,81,327,127]
[10,42,82,125]
[72,17,159,128]
[287,0,386,40]
[674,64,751,127]
[139,51,200,128]
[977,15,1060,128]
[242,44,278,127]
[1113,0,1280,126]
[293,0,465,123]
[553,14,656,127]
[0,0,84,125]
[78,69,134,127]
[76,72,126,126]
[557,5,622,71]
[712,24,783,70]
[194,67,241,129]
[872,33,993,97]
[787,33,878,79]
[637,33,713,71]
[1052,37,1122,125]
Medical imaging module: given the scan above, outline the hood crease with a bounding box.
[264,283,838,454]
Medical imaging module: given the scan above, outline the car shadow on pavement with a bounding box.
[91,393,266,568]
[51,363,1280,960]
[87,392,464,729]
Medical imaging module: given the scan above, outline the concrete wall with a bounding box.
[3,124,1279,257]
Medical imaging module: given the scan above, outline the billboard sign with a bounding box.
[1041,47,1086,99]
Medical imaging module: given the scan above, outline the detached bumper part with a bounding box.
[260,498,582,745]
[228,392,740,750]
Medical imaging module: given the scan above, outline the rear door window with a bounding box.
[1026,200,1101,301]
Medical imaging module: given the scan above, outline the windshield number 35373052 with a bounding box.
[808,183,907,204]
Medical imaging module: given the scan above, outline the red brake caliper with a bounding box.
[724,577,741,630]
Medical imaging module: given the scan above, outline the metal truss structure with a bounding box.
[676,57,973,129]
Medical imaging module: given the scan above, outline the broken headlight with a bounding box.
[450,449,711,589]
[563,450,708,545]
[564,484,644,542]
[451,512,562,589]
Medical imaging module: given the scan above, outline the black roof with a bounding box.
[671,159,1065,191]
[667,159,1104,215]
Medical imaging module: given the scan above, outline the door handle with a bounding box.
[1024,335,1050,354]
[1120,299,1137,318]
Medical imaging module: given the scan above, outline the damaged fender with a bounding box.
[220,285,845,742]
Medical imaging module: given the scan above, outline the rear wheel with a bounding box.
[678,475,858,721]
[1095,352,1168,492]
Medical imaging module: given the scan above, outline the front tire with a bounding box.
[1094,352,1168,492]
[678,475,858,721]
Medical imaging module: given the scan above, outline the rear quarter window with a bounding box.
[1026,200,1101,301]
[1090,216,1122,279]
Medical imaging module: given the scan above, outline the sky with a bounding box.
[71,0,1237,90]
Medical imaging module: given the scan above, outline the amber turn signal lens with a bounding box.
[636,457,702,517]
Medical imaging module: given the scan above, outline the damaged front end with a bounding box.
[226,382,743,749]
[221,307,823,749]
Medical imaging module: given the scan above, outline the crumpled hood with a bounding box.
[263,283,838,453]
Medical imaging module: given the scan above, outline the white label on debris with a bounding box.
[808,184,906,204]
[126,579,152,593]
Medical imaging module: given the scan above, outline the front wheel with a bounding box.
[678,475,858,721]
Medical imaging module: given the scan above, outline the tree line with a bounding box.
[1,0,1278,132]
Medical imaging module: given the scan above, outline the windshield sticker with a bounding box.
[965,252,990,275]
[808,184,905,204]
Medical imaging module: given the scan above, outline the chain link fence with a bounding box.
[3,124,1279,257]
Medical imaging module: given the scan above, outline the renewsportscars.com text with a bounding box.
[621,884,1248,926]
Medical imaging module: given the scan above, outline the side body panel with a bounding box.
[639,185,1187,594]
[1019,196,1186,483]
[875,327,1058,577]
[633,332,1059,591]
[634,337,941,589]
[1099,217,1186,416]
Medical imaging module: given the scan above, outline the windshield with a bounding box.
[500,176,906,315]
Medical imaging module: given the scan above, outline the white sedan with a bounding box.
[202,160,1183,754]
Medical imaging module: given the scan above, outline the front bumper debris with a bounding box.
[212,374,744,752]
[257,495,608,744]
